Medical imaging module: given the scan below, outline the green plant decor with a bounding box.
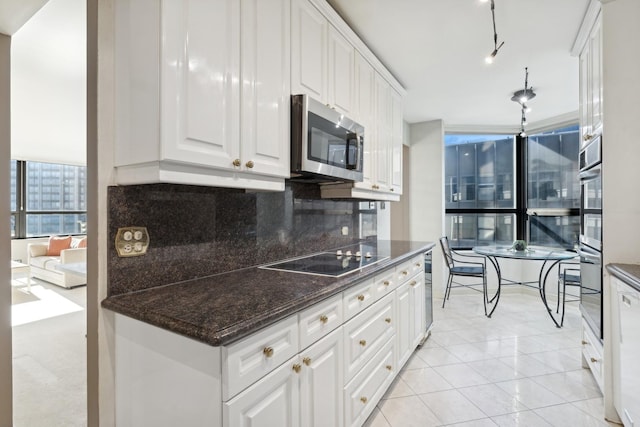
[513,240,527,251]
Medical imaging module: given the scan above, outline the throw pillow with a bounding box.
[71,237,87,249]
[47,235,72,256]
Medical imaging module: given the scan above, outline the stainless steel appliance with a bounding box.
[423,251,433,340]
[579,134,603,339]
[291,94,364,182]
[261,249,387,277]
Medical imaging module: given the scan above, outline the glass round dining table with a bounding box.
[472,245,578,327]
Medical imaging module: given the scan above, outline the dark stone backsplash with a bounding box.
[107,182,377,296]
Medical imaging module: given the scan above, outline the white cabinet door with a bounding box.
[300,328,344,427]
[162,0,240,169]
[225,356,301,427]
[409,274,426,348]
[354,52,375,191]
[291,0,328,102]
[327,25,354,116]
[374,74,391,192]
[396,273,425,367]
[579,44,591,142]
[579,11,602,145]
[589,16,602,137]
[395,281,412,368]
[240,0,290,178]
[390,89,403,195]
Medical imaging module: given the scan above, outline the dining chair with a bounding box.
[557,261,581,326]
[439,236,487,311]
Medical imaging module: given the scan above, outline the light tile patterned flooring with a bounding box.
[364,288,617,427]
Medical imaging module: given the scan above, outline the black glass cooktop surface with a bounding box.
[260,251,388,277]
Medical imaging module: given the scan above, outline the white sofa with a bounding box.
[27,242,87,288]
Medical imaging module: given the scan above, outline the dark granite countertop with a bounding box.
[102,240,435,346]
[607,263,640,292]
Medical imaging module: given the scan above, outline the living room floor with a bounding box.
[11,274,86,427]
[364,288,615,427]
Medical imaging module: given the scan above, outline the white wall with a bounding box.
[408,120,445,295]
[0,32,13,427]
[601,0,640,423]
[10,0,86,165]
[601,0,640,267]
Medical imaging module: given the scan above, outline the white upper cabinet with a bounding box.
[291,0,355,115]
[240,0,291,178]
[327,26,355,116]
[353,52,375,189]
[291,0,328,102]
[579,10,602,145]
[374,74,392,193]
[114,0,289,191]
[390,89,403,195]
[323,71,403,202]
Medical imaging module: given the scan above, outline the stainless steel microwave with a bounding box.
[291,94,364,182]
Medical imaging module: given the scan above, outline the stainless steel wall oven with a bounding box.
[579,134,603,340]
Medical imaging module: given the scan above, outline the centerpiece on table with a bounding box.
[512,240,528,252]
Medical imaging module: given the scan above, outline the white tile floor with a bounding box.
[364,288,617,427]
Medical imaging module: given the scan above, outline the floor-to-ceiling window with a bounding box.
[444,125,580,249]
[10,160,87,238]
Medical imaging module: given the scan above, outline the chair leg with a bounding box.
[482,273,488,316]
[442,274,453,308]
[560,283,568,327]
[556,276,562,314]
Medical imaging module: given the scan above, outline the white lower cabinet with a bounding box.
[343,292,395,382]
[396,271,425,368]
[344,338,395,427]
[300,328,344,427]
[224,355,301,427]
[113,252,430,427]
[581,318,603,392]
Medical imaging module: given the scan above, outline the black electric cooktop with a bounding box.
[260,251,388,277]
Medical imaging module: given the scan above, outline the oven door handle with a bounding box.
[577,248,601,264]
[579,165,601,182]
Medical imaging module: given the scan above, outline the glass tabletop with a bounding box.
[472,245,577,261]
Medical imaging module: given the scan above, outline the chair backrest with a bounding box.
[439,236,455,270]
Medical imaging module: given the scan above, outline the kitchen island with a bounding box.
[103,239,434,427]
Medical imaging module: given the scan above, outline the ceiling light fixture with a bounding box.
[485,0,505,64]
[511,67,536,137]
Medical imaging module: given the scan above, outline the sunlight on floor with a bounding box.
[11,284,83,327]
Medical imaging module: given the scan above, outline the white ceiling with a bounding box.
[327,0,591,130]
[0,0,48,35]
[2,0,591,133]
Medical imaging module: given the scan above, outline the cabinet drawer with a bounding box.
[343,292,395,382]
[581,320,603,392]
[396,254,424,285]
[344,337,395,427]
[343,278,376,320]
[223,315,298,400]
[299,293,343,350]
[373,269,396,298]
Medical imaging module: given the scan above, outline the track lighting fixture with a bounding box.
[512,67,536,137]
[485,0,505,64]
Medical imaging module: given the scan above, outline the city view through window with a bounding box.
[10,160,87,238]
[444,126,580,249]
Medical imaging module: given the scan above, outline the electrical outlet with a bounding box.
[341,226,349,236]
[115,226,150,257]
